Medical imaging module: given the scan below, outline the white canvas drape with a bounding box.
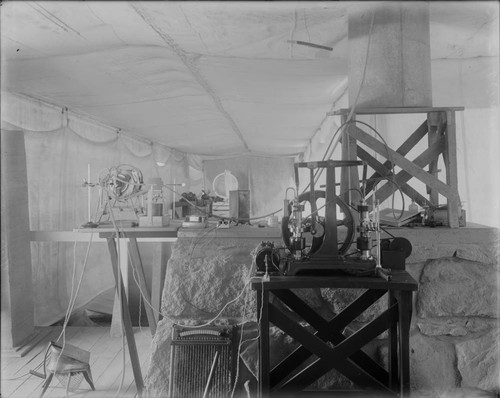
[1,92,194,325]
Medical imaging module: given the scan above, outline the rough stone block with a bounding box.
[417,317,497,337]
[417,256,499,318]
[456,328,500,393]
[408,333,458,392]
[414,387,498,398]
[409,243,459,264]
[145,318,174,398]
[161,237,257,320]
[456,243,499,265]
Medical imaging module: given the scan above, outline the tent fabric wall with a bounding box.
[1,94,194,326]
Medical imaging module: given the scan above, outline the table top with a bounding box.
[329,106,464,116]
[251,270,418,291]
[74,225,179,238]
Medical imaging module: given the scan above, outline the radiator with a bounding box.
[168,325,236,398]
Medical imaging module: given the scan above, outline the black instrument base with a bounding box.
[286,256,376,276]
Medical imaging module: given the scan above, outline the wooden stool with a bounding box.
[39,341,95,398]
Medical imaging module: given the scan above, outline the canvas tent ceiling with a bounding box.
[1,1,498,157]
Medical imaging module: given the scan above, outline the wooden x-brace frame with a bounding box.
[253,273,417,397]
[331,107,464,227]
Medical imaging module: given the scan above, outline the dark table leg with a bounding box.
[257,288,270,398]
[388,290,399,392]
[107,238,144,397]
[397,290,412,397]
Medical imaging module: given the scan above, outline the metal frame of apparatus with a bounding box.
[255,160,402,280]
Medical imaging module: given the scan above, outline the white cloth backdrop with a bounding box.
[1,93,194,326]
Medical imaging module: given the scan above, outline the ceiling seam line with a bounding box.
[129,3,251,153]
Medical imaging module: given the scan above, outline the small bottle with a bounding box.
[409,200,418,213]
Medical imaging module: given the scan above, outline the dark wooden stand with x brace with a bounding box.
[251,271,418,397]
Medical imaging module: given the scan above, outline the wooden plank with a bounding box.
[177,225,281,239]
[121,330,153,398]
[445,110,460,228]
[362,136,449,206]
[81,338,128,397]
[80,329,124,396]
[329,106,464,116]
[271,289,389,388]
[388,292,399,392]
[258,289,270,398]
[1,329,56,373]
[29,231,106,242]
[272,288,388,387]
[128,238,157,335]
[151,243,171,323]
[340,116,361,207]
[395,183,431,209]
[79,327,150,398]
[426,112,443,204]
[357,146,432,208]
[365,141,443,207]
[347,126,456,200]
[269,304,395,394]
[397,291,413,396]
[107,239,144,396]
[251,272,418,291]
[99,345,140,397]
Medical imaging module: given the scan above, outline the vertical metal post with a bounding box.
[322,162,339,256]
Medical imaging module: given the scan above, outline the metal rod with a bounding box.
[202,351,219,398]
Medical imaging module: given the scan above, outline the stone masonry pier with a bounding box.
[146,224,499,398]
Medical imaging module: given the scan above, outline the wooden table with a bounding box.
[73,226,177,397]
[251,271,418,397]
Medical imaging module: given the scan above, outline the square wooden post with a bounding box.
[340,114,361,209]
[444,110,460,228]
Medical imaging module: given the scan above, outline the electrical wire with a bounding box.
[127,250,255,331]
[229,275,258,398]
[124,237,261,397]
[368,176,405,220]
[17,232,94,385]
[122,233,265,398]
[49,231,95,388]
[230,268,266,398]
[298,118,404,222]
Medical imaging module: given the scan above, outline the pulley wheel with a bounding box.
[282,190,354,256]
[389,237,412,258]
